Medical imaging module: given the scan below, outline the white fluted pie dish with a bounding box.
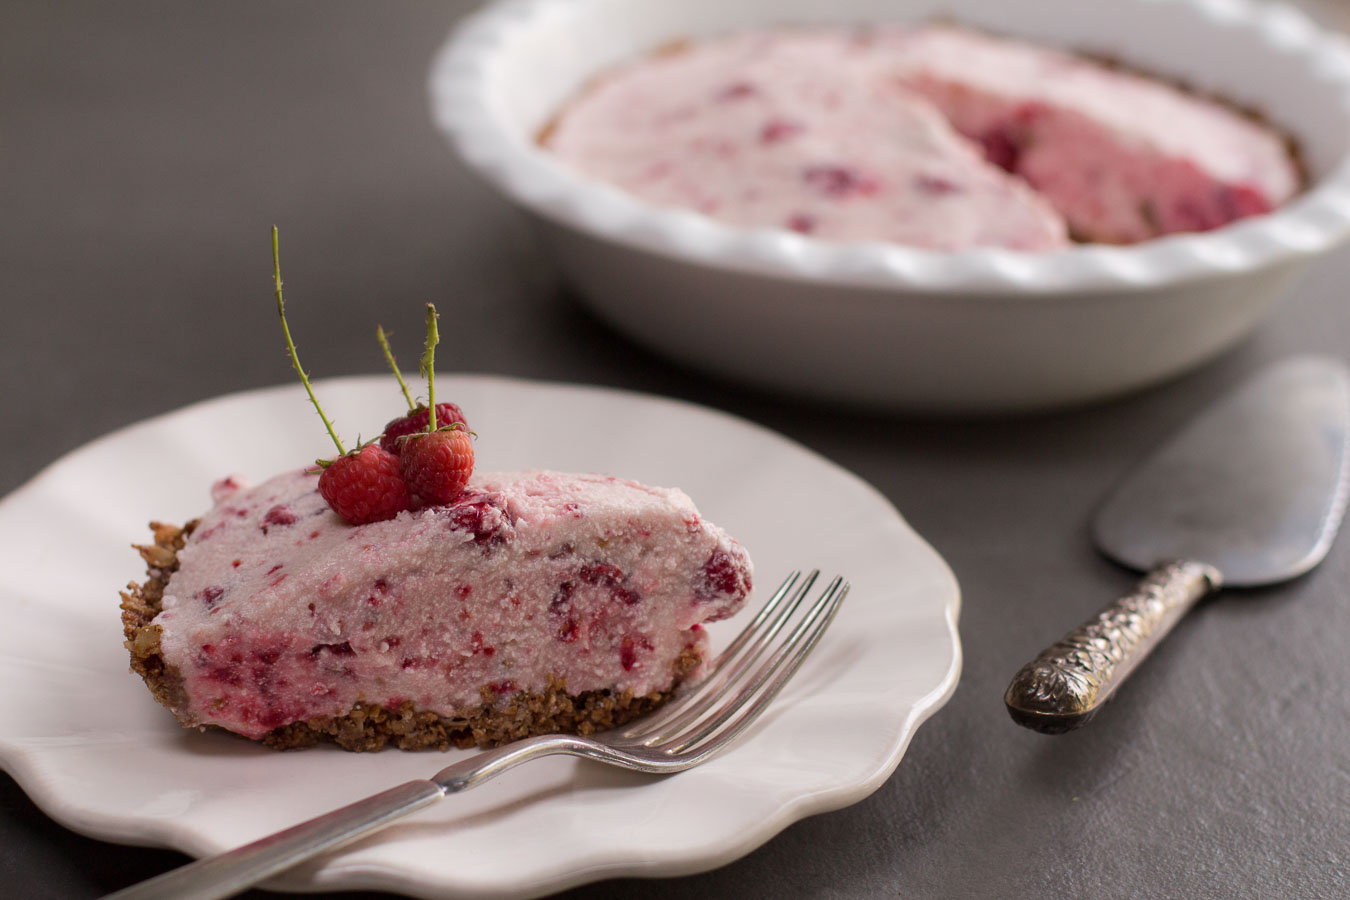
[431,0,1350,412]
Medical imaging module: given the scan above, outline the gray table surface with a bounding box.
[4,2,1350,897]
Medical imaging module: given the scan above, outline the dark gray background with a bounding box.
[3,2,1349,897]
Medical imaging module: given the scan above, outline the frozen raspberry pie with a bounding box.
[543,24,1300,249]
[121,468,752,751]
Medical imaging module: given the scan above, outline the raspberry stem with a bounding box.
[376,325,417,410]
[273,226,345,457]
[420,303,440,435]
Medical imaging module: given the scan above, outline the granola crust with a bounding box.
[120,521,702,752]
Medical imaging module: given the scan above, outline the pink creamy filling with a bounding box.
[545,25,1298,248]
[546,29,1068,251]
[156,469,752,740]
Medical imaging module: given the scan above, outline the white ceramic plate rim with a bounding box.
[430,0,1350,295]
[0,375,961,898]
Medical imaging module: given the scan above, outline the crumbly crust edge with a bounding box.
[120,520,196,723]
[119,521,702,752]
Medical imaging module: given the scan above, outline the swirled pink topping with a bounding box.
[546,29,1067,251]
[545,25,1299,248]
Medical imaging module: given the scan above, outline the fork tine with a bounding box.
[621,570,815,742]
[654,576,848,757]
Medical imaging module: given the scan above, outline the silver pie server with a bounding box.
[1005,355,1350,734]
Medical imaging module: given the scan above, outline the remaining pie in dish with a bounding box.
[121,468,753,751]
[543,24,1300,249]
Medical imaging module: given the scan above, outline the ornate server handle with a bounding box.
[1004,560,1222,733]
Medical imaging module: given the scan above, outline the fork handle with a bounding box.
[103,779,446,900]
[1003,560,1221,734]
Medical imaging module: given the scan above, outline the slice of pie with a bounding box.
[121,468,752,751]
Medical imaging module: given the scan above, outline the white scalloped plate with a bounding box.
[0,376,960,898]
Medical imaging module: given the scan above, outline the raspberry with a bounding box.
[260,504,297,534]
[446,497,505,547]
[318,444,412,525]
[979,128,1021,172]
[760,118,803,144]
[400,427,474,506]
[379,402,468,454]
[697,548,751,602]
[717,81,757,101]
[803,165,880,198]
[913,174,961,196]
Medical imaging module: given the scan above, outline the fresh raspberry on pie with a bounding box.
[379,402,468,454]
[399,426,474,506]
[317,444,411,525]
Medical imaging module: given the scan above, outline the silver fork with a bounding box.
[106,570,849,900]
